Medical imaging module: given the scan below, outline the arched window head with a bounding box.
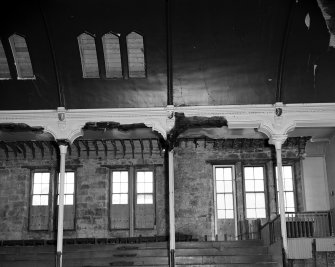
[102,33,122,78]
[0,40,11,79]
[9,34,34,79]
[126,32,146,78]
[77,33,99,78]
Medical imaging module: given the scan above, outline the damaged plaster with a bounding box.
[317,0,335,47]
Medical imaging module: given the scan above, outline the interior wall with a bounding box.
[174,139,304,241]
[0,140,167,240]
[325,136,335,209]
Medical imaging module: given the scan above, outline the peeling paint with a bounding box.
[305,13,311,30]
[317,0,335,47]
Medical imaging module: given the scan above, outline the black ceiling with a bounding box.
[0,0,334,110]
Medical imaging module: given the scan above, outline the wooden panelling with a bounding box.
[135,204,155,229]
[29,206,49,230]
[110,204,129,229]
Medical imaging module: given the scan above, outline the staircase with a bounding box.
[0,240,280,267]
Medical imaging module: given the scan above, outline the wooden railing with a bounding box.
[286,211,333,238]
[260,215,281,245]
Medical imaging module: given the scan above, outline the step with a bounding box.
[175,255,273,265]
[176,246,268,256]
[176,240,263,249]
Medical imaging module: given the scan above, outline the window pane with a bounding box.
[65,195,73,205]
[42,173,50,183]
[254,167,263,180]
[285,192,294,209]
[120,172,128,183]
[32,195,40,206]
[113,183,121,193]
[145,194,153,204]
[33,183,42,194]
[145,172,153,183]
[112,194,120,204]
[244,167,254,179]
[284,179,293,191]
[256,208,266,218]
[41,183,49,194]
[254,180,264,191]
[120,194,128,204]
[137,183,145,193]
[224,181,232,193]
[120,182,128,193]
[216,181,224,193]
[225,194,233,209]
[246,193,256,209]
[65,183,74,194]
[137,172,144,183]
[144,182,153,193]
[255,193,265,208]
[216,168,224,180]
[247,208,256,218]
[226,209,234,219]
[34,173,42,184]
[40,195,48,206]
[223,168,232,181]
[217,194,225,209]
[283,166,292,179]
[217,209,225,219]
[137,194,145,204]
[113,172,121,183]
[245,180,254,192]
[65,173,74,184]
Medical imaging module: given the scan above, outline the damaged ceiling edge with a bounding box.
[317,0,335,47]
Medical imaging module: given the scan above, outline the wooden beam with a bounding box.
[0,141,9,159]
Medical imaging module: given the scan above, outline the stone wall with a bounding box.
[0,139,167,240]
[174,138,305,241]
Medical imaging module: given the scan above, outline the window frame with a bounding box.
[243,165,267,219]
[275,165,296,213]
[102,32,123,79]
[8,34,35,80]
[28,170,53,231]
[213,165,236,220]
[111,170,130,205]
[125,31,147,78]
[0,39,11,80]
[135,169,155,205]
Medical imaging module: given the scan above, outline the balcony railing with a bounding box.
[286,211,333,238]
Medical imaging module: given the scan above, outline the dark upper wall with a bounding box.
[0,0,334,110]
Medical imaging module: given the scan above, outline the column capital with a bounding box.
[268,134,288,150]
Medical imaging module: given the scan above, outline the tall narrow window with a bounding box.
[215,166,234,219]
[112,171,128,204]
[126,32,146,78]
[9,34,34,79]
[110,171,129,229]
[57,172,75,205]
[276,166,295,212]
[136,171,153,204]
[29,172,50,230]
[244,166,266,219]
[57,172,75,230]
[135,170,155,229]
[32,172,50,206]
[77,33,99,78]
[102,33,122,78]
[0,40,11,79]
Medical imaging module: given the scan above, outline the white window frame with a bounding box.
[136,170,154,205]
[111,170,129,205]
[276,165,296,213]
[213,165,238,239]
[57,172,75,206]
[244,166,266,219]
[31,172,51,206]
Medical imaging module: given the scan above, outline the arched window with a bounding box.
[102,33,122,78]
[77,33,99,78]
[0,40,11,79]
[9,34,34,79]
[126,32,146,78]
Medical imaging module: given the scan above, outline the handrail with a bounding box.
[260,214,280,230]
